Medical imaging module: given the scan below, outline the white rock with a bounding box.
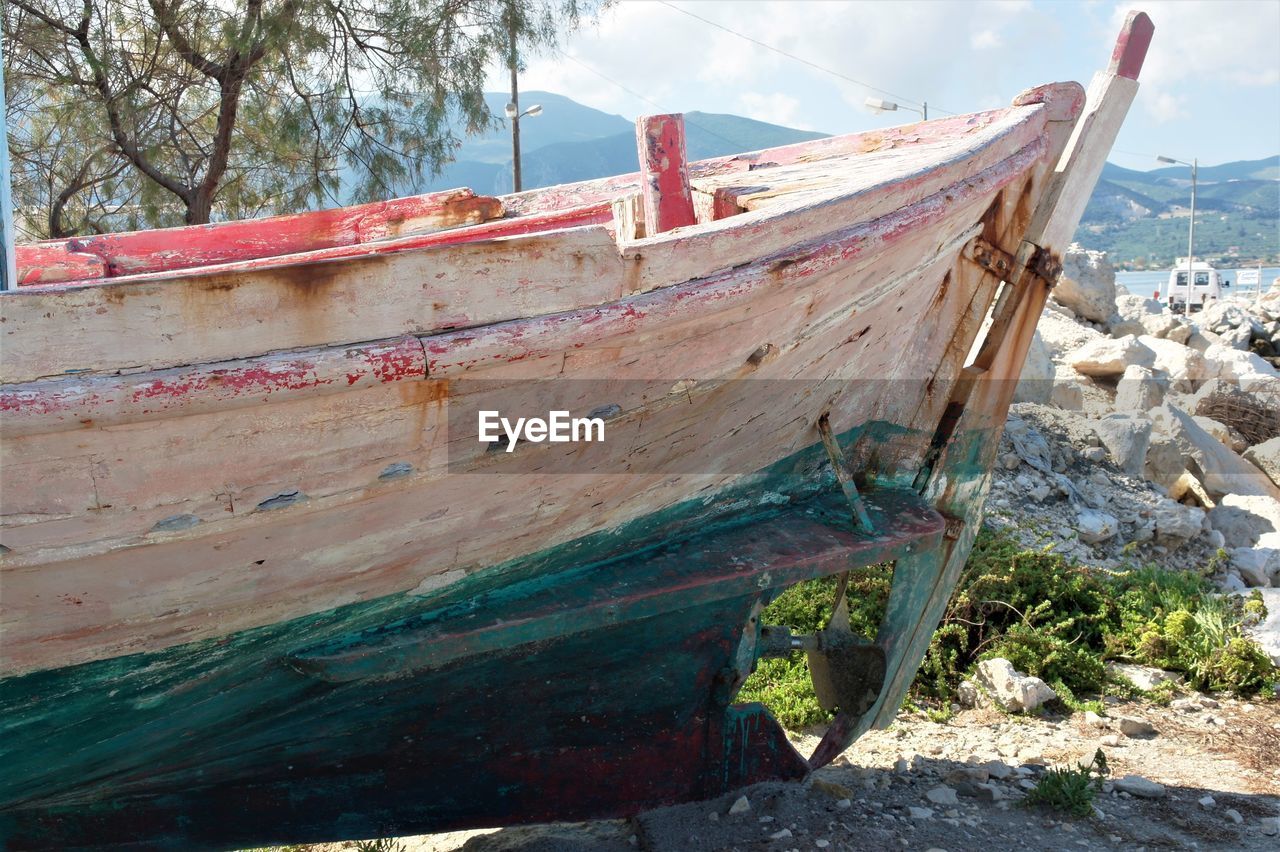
[1150,404,1280,499]
[926,786,959,806]
[728,795,751,815]
[1014,330,1054,405]
[1203,344,1276,385]
[1105,663,1181,692]
[1144,437,1186,491]
[1093,414,1152,475]
[1050,368,1086,411]
[1245,588,1280,665]
[1151,497,1205,543]
[1208,494,1280,548]
[1230,547,1275,587]
[1053,246,1116,323]
[983,761,1015,780]
[908,806,934,820]
[1165,321,1193,345]
[1076,508,1119,544]
[1113,775,1165,798]
[1260,816,1280,836]
[1199,301,1253,334]
[1037,309,1104,360]
[1225,808,1243,825]
[1191,415,1235,446]
[1138,335,1210,388]
[1139,312,1180,339]
[1220,322,1253,351]
[1117,716,1156,737]
[1184,329,1218,353]
[1198,795,1215,808]
[1244,436,1280,489]
[1114,293,1163,322]
[1069,335,1152,378]
[1114,364,1167,412]
[974,658,1057,713]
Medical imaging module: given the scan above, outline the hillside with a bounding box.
[397,92,1278,268]
[417,95,826,196]
[1076,157,1279,267]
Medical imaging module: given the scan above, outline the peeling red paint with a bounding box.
[1,336,427,435]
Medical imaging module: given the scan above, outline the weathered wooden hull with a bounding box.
[0,14,1152,848]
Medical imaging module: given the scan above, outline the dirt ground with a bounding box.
[300,695,1279,852]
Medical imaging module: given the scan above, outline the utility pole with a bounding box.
[1,53,16,291]
[1157,154,1197,312]
[1187,157,1197,312]
[508,8,522,193]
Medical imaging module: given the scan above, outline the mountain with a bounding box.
[417,95,827,196]
[1075,156,1279,267]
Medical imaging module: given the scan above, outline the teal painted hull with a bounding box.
[0,430,951,850]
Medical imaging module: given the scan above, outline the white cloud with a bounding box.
[1146,90,1188,123]
[493,0,1042,123]
[1109,1,1280,89]
[970,29,1002,50]
[737,92,809,129]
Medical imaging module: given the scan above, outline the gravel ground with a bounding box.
[300,695,1279,852]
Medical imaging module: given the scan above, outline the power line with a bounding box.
[655,0,958,117]
[552,48,748,150]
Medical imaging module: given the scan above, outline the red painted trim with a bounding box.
[1011,82,1087,122]
[14,106,1030,289]
[0,336,427,434]
[636,115,696,233]
[16,246,106,286]
[1109,11,1154,80]
[17,202,613,291]
[17,189,502,284]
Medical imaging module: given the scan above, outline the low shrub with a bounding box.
[1024,750,1108,817]
[740,526,1276,730]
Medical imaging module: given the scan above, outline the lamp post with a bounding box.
[504,100,542,193]
[864,96,927,121]
[504,5,542,194]
[1156,154,1197,313]
[0,55,15,291]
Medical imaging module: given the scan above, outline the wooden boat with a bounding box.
[0,14,1152,850]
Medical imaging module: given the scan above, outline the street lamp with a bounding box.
[504,102,542,193]
[864,96,927,121]
[1156,154,1197,314]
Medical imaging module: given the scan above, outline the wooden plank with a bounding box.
[636,115,696,233]
[0,336,427,435]
[0,224,624,384]
[426,138,1046,377]
[621,104,1049,294]
[17,189,504,282]
[1109,10,1155,80]
[13,245,107,285]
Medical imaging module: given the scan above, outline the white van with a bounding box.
[1161,259,1229,313]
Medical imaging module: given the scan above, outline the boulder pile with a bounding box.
[991,243,1280,592]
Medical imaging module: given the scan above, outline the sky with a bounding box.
[486,0,1280,172]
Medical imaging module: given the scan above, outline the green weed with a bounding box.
[1024,750,1109,817]
[741,527,1276,731]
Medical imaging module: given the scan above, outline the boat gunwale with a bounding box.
[9,106,1036,294]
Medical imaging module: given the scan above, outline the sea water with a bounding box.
[1116,266,1280,300]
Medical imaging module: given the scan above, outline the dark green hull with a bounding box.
[0,430,951,850]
